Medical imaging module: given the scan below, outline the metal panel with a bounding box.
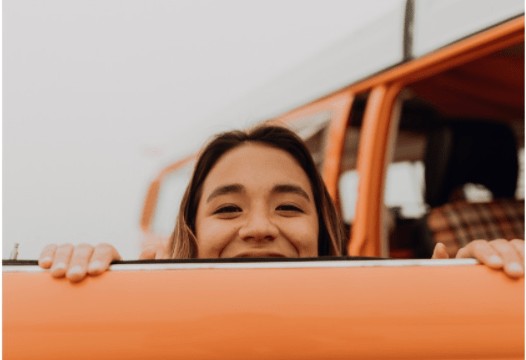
[211,1,406,126]
[412,0,524,57]
[4,260,524,359]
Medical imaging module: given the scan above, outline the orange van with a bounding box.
[4,2,524,359]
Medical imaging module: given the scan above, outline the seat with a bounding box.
[417,120,524,257]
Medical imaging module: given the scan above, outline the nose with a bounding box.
[238,209,279,242]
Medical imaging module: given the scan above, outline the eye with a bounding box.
[213,205,242,215]
[276,204,304,213]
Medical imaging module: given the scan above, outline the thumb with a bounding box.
[155,246,170,259]
[139,245,157,260]
[431,242,449,259]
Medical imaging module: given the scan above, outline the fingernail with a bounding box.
[488,255,503,266]
[51,262,67,277]
[506,262,523,274]
[68,265,83,276]
[88,261,103,273]
[39,257,52,266]
[52,262,66,271]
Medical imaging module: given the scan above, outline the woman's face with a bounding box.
[195,143,319,258]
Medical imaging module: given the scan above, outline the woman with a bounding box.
[39,125,525,282]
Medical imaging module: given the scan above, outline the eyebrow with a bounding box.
[206,184,244,203]
[272,184,311,201]
[205,183,311,203]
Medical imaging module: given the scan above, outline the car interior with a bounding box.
[335,42,524,258]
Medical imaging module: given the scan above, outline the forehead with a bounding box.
[202,142,312,191]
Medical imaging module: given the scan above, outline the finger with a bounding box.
[38,244,58,269]
[66,244,94,283]
[139,245,157,260]
[510,239,524,263]
[155,243,170,259]
[155,248,168,259]
[50,244,74,278]
[456,240,504,269]
[431,243,449,259]
[491,239,524,278]
[87,243,121,276]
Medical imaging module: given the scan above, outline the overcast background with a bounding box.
[4,0,398,259]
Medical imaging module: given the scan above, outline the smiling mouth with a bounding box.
[233,252,287,258]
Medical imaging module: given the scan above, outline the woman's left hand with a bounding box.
[432,239,524,278]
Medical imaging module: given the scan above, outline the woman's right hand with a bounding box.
[38,243,121,282]
[139,234,170,260]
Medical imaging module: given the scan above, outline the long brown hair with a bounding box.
[168,125,345,258]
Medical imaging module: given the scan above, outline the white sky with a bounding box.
[4,0,398,259]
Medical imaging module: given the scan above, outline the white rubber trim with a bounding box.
[3,258,478,273]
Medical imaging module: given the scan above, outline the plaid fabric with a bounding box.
[427,199,525,257]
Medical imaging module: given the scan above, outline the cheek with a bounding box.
[305,217,320,255]
[194,217,237,258]
[281,214,319,256]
